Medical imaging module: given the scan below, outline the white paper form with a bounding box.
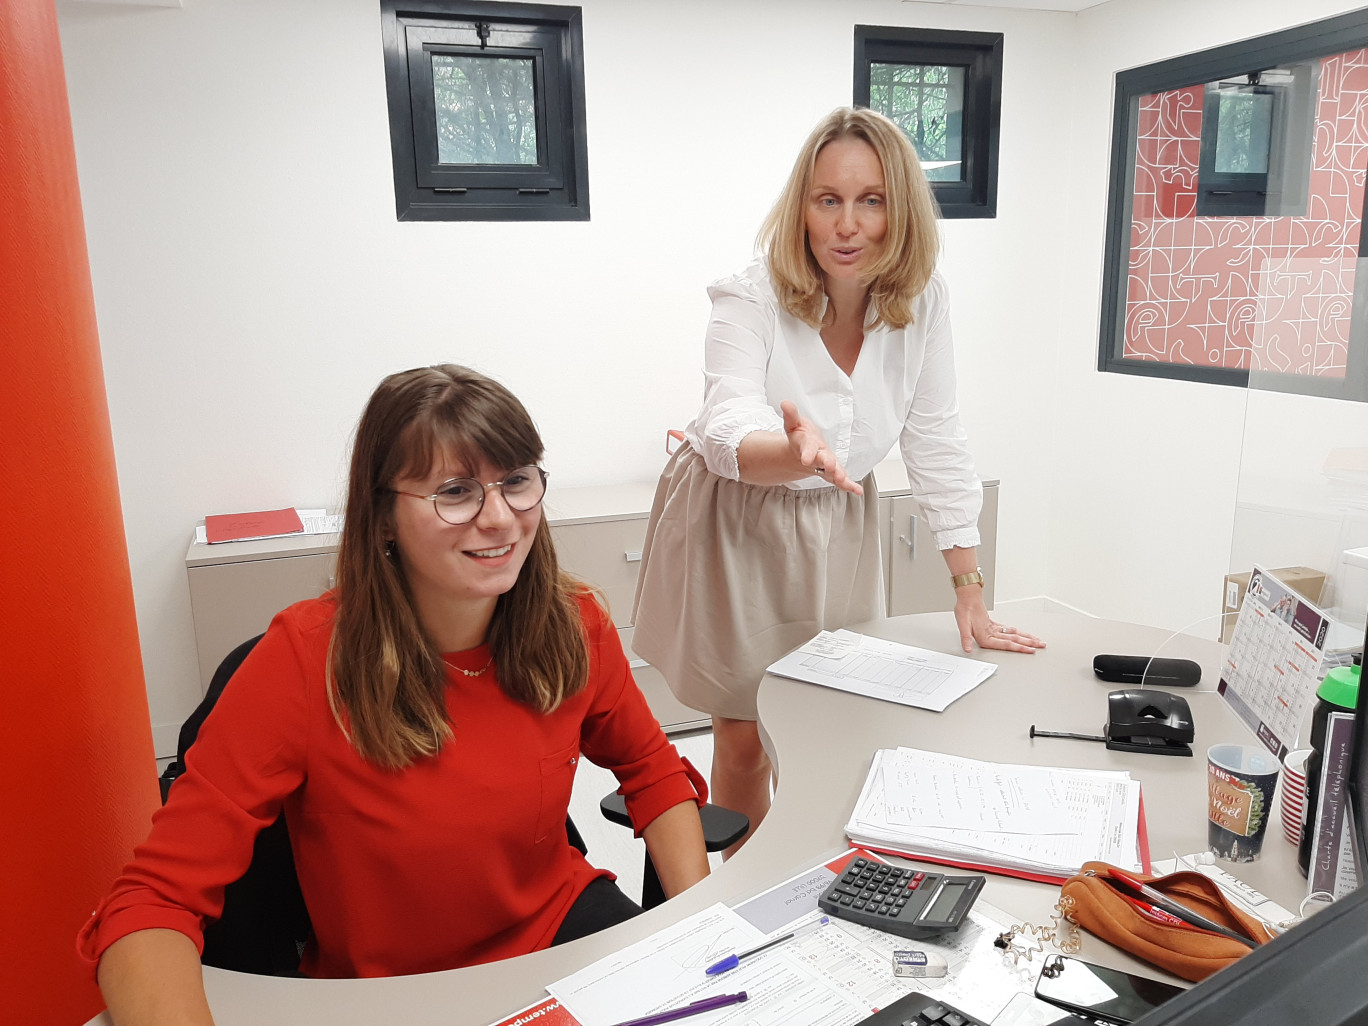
[882,751,1074,835]
[847,749,1141,877]
[731,852,858,934]
[766,630,996,712]
[775,904,1033,1023]
[1219,563,1330,758]
[547,904,871,1026]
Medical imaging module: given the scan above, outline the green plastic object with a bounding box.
[1317,664,1361,710]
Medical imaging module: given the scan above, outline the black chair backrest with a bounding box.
[161,634,311,975]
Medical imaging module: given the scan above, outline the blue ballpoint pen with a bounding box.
[704,916,830,975]
[607,991,748,1026]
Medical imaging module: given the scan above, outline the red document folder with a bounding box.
[204,507,304,544]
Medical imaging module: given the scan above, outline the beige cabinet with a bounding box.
[873,460,1000,616]
[184,471,999,730]
[186,535,339,697]
[183,485,711,735]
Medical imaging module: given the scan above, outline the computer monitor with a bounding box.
[1131,609,1368,1026]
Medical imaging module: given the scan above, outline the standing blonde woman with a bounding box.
[632,108,1044,854]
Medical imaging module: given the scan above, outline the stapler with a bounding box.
[1029,688,1194,757]
[1104,689,1194,756]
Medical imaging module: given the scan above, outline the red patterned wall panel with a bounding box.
[1124,49,1368,378]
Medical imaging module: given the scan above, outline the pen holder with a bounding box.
[1060,862,1273,982]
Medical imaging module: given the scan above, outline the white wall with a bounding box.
[56,0,1072,754]
[57,0,1367,754]
[1050,0,1368,638]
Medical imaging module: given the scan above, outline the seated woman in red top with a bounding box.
[81,364,710,1025]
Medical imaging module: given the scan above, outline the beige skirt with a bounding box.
[631,444,883,721]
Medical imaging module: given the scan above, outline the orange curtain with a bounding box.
[0,3,159,1023]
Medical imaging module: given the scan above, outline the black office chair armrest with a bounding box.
[598,791,749,909]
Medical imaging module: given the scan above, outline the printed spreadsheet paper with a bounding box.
[509,850,1048,1026]
[766,630,996,712]
[730,850,1038,1023]
[846,748,1142,878]
[1219,563,1331,759]
[546,903,870,1026]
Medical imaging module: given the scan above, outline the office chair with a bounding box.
[159,634,747,974]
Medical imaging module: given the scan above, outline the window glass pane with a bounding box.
[431,55,537,165]
[868,62,965,182]
[1214,89,1274,173]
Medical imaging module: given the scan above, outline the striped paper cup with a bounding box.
[1281,748,1312,846]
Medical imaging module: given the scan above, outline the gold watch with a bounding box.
[950,567,985,590]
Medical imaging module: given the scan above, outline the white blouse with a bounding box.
[684,260,982,550]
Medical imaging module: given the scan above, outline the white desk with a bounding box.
[84,611,1304,1025]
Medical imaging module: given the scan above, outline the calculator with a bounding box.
[817,857,985,940]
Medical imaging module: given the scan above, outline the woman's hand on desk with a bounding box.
[954,588,1046,656]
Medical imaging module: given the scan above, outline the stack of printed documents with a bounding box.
[846,748,1144,882]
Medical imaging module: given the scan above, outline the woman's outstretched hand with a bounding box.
[780,400,862,496]
[954,587,1046,655]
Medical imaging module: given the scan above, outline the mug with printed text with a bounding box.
[1208,743,1280,862]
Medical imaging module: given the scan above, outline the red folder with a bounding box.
[204,507,304,544]
[486,997,580,1026]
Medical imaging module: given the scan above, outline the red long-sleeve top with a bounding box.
[78,592,705,978]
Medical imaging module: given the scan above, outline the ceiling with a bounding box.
[906,0,1113,12]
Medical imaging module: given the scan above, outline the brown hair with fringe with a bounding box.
[759,107,941,330]
[328,364,589,768]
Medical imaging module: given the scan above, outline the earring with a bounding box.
[384,539,397,560]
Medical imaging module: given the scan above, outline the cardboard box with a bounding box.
[1221,566,1327,643]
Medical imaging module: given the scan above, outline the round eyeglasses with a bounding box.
[391,466,548,526]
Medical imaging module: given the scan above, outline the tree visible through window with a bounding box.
[1213,89,1273,173]
[868,62,965,183]
[432,55,539,166]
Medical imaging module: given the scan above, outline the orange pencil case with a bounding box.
[1060,861,1275,982]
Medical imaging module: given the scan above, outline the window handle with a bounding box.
[517,188,551,195]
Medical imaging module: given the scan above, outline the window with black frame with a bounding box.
[1195,61,1319,218]
[1098,9,1368,401]
[854,25,1002,219]
[379,1,589,221]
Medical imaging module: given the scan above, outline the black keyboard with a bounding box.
[853,991,991,1026]
[853,990,1098,1026]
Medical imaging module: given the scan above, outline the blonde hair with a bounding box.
[328,365,590,769]
[759,107,941,330]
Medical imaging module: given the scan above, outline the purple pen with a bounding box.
[607,991,749,1026]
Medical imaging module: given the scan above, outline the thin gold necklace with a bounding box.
[456,656,493,678]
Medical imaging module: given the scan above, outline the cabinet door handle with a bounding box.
[624,551,642,563]
[897,515,918,559]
